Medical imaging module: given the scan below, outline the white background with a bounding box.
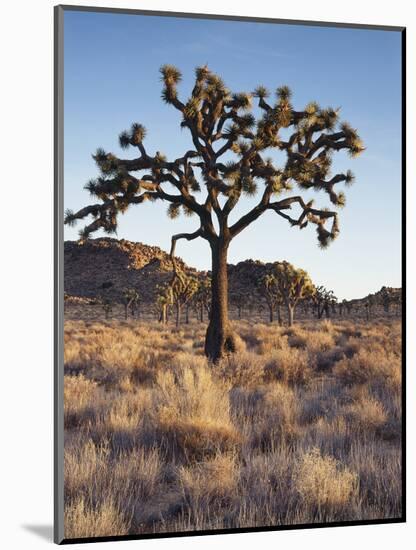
[0,0,413,548]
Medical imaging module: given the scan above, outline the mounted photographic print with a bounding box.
[54,5,405,544]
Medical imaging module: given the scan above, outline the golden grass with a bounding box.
[294,447,359,509]
[63,316,402,538]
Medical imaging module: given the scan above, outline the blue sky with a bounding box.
[64,10,402,300]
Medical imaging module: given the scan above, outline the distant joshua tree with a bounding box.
[365,293,375,321]
[273,261,315,326]
[121,288,140,320]
[101,297,113,320]
[65,65,364,361]
[380,286,397,316]
[314,286,337,319]
[260,273,283,324]
[194,276,211,322]
[170,271,199,327]
[155,283,173,324]
[230,291,246,320]
[338,298,348,317]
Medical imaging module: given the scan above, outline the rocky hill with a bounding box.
[64,238,201,303]
[64,238,401,312]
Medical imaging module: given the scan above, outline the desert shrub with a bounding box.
[255,326,288,355]
[305,331,335,354]
[263,348,310,386]
[129,364,157,386]
[344,390,387,433]
[144,367,241,461]
[63,317,402,533]
[319,319,333,331]
[216,352,264,388]
[294,447,359,509]
[315,346,346,372]
[249,383,300,451]
[64,497,130,539]
[64,375,99,428]
[64,439,109,499]
[178,454,238,509]
[334,346,401,389]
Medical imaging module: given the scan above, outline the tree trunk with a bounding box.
[124,304,128,320]
[287,304,294,327]
[185,305,190,324]
[277,304,282,326]
[176,303,181,327]
[268,304,274,323]
[160,305,168,325]
[200,303,204,322]
[204,241,236,362]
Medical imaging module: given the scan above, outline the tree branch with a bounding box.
[170,228,205,274]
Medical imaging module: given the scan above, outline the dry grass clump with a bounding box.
[344,389,388,433]
[334,345,401,389]
[64,497,130,539]
[294,447,359,509]
[178,453,238,510]
[63,316,402,537]
[248,383,301,450]
[64,375,99,428]
[215,351,264,388]
[263,348,310,386]
[145,367,241,461]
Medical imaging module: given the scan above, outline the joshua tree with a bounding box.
[272,261,315,326]
[338,298,348,317]
[170,271,199,327]
[101,297,113,320]
[314,285,337,319]
[194,276,211,322]
[365,293,375,321]
[65,65,364,361]
[259,273,282,323]
[121,288,140,320]
[230,290,246,320]
[380,286,394,316]
[155,283,173,324]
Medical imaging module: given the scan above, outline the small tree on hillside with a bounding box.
[65,65,364,361]
[365,293,375,321]
[380,286,393,316]
[171,271,199,327]
[259,273,283,324]
[101,297,113,320]
[229,290,246,320]
[273,261,315,326]
[155,283,173,324]
[314,285,337,319]
[121,288,140,320]
[194,276,211,322]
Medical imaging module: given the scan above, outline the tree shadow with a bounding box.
[22,524,53,542]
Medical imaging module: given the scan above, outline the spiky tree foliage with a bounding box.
[193,276,212,322]
[272,261,315,326]
[65,65,364,361]
[259,273,283,323]
[170,271,199,327]
[155,283,173,324]
[314,285,337,319]
[121,288,140,320]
